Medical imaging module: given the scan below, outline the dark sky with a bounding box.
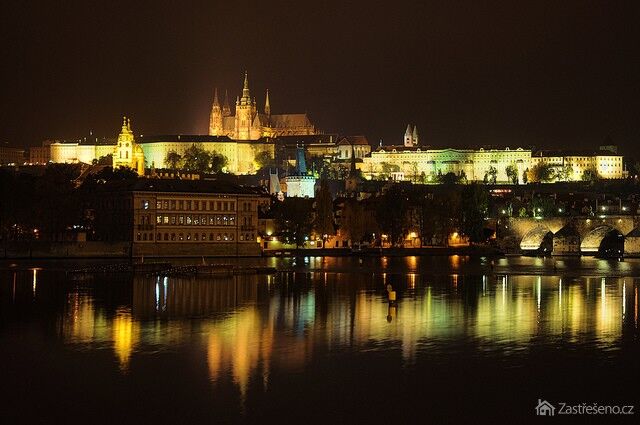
[2,1,639,155]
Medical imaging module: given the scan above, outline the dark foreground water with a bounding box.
[1,256,639,424]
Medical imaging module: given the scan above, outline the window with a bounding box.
[194,216,199,225]
[240,235,244,241]
[216,216,222,225]
[156,215,162,224]
[224,233,228,241]
[136,233,141,241]
[186,201,192,210]
[171,233,176,241]
[186,216,192,225]
[194,233,198,241]
[209,216,215,225]
[163,201,169,209]
[201,233,206,241]
[157,233,161,241]
[229,234,234,241]
[195,201,200,210]
[171,200,176,210]
[142,233,147,241]
[216,234,221,241]
[178,200,184,209]
[230,202,235,211]
[170,216,176,225]
[143,200,149,210]
[179,215,184,225]
[179,233,184,241]
[163,216,169,224]
[209,233,214,241]
[156,201,162,209]
[164,233,169,241]
[216,201,222,211]
[223,201,228,211]
[230,216,235,226]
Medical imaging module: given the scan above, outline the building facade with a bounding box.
[91,180,268,257]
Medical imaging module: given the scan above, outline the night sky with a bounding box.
[2,1,639,155]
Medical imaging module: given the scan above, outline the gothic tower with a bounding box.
[404,124,414,147]
[208,88,223,136]
[222,90,231,117]
[412,125,419,146]
[264,89,271,116]
[235,72,254,140]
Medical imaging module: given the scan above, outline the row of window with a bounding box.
[151,199,236,212]
[135,232,256,242]
[155,214,236,226]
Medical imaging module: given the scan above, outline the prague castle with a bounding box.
[209,72,316,139]
[43,71,624,183]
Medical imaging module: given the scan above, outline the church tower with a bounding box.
[222,90,231,117]
[235,72,254,140]
[209,88,223,136]
[264,89,271,116]
[113,116,144,175]
[404,124,414,147]
[412,125,419,146]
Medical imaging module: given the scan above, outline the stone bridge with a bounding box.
[498,215,640,256]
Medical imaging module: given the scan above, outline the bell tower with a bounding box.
[235,72,253,140]
[209,88,223,136]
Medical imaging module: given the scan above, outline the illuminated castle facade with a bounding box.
[208,72,316,139]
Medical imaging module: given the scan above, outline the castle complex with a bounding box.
[208,72,316,140]
[43,72,625,184]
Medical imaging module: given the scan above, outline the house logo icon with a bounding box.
[535,399,555,416]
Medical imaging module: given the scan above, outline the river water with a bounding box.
[1,256,639,424]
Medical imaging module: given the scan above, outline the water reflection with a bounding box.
[1,261,639,414]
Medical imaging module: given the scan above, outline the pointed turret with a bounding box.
[412,125,419,146]
[213,88,220,106]
[209,88,223,136]
[264,89,271,116]
[241,71,251,103]
[350,144,357,173]
[222,90,231,116]
[404,124,413,147]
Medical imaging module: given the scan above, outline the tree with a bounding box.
[375,184,410,246]
[341,198,366,244]
[183,144,211,172]
[557,165,573,181]
[529,163,555,182]
[313,179,334,239]
[487,166,498,184]
[165,150,182,169]
[273,197,314,247]
[582,166,599,183]
[505,164,519,184]
[460,184,489,243]
[254,151,275,171]
[522,168,529,184]
[437,172,460,185]
[210,152,228,173]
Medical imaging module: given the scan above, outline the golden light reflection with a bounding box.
[112,308,140,372]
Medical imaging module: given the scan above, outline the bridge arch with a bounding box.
[520,225,553,254]
[580,225,624,257]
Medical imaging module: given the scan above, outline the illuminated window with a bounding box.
[194,216,199,225]
[202,233,206,241]
[179,215,184,225]
[209,216,214,225]
[179,233,184,241]
[194,233,198,241]
[163,216,169,224]
[170,216,176,225]
[156,201,162,209]
[143,200,149,210]
[216,234,221,241]
[240,235,244,241]
[156,215,162,224]
[186,216,192,225]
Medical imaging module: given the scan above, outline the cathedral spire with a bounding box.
[222,90,231,116]
[241,71,251,102]
[412,125,419,145]
[265,89,271,116]
[404,124,414,147]
[213,88,220,106]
